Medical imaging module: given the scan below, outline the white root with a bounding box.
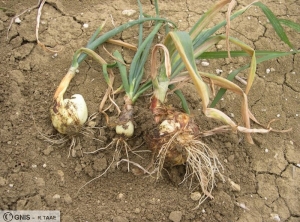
[227,177,241,192]
[151,128,224,209]
[182,139,224,209]
[235,202,250,211]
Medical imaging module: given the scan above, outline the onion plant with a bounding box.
[76,0,175,191]
[145,0,298,208]
[48,0,175,157]
[151,0,298,143]
[50,17,172,134]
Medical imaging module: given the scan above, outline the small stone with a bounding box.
[190,192,201,201]
[169,211,183,222]
[35,177,45,187]
[57,170,65,182]
[270,213,281,221]
[228,178,240,192]
[57,170,64,177]
[134,208,141,214]
[75,164,82,173]
[117,193,125,200]
[83,23,89,28]
[201,61,210,67]
[122,9,136,16]
[113,216,129,222]
[0,177,7,186]
[53,194,60,199]
[43,146,54,155]
[15,17,21,23]
[216,69,223,75]
[64,194,72,204]
[87,121,97,128]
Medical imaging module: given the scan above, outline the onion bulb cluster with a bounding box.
[146,106,224,208]
[147,107,199,166]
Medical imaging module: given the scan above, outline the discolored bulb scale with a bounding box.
[50,94,88,135]
[159,119,180,135]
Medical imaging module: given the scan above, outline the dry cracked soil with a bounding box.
[0,0,300,222]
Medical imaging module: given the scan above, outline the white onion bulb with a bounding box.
[116,120,134,137]
[50,94,88,135]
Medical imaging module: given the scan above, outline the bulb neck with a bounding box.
[53,67,77,100]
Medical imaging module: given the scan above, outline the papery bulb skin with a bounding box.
[67,94,88,125]
[50,94,88,135]
[116,120,134,137]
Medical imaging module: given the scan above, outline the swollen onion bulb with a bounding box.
[50,94,88,135]
[116,120,134,137]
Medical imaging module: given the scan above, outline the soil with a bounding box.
[0,0,299,222]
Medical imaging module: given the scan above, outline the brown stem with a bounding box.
[53,67,76,100]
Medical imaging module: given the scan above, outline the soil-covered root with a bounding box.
[36,113,103,158]
[84,137,141,171]
[146,110,224,208]
[78,136,146,193]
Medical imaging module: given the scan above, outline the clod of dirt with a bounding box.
[43,146,54,155]
[169,211,183,222]
[34,177,45,187]
[61,215,74,222]
[0,177,7,186]
[92,156,107,172]
[113,216,129,222]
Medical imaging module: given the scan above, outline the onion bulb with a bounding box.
[116,120,134,137]
[115,96,134,138]
[146,107,224,208]
[50,68,88,135]
[50,94,88,135]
